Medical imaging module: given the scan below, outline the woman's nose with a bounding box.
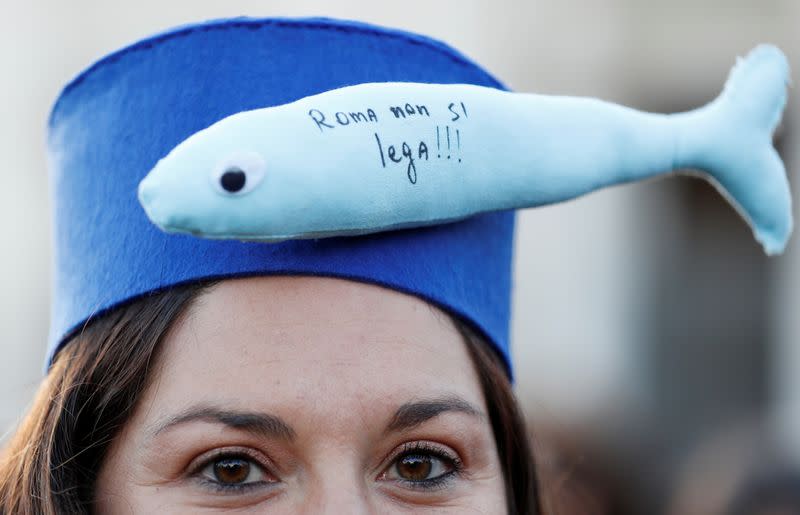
[299,469,376,515]
[280,449,379,515]
[304,484,374,515]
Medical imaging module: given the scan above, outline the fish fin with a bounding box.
[721,44,790,132]
[689,44,792,255]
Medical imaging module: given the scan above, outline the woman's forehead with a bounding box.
[146,276,486,423]
[190,275,455,330]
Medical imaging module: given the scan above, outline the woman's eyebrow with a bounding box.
[385,396,485,433]
[148,405,296,441]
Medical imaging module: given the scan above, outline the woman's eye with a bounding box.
[199,455,267,488]
[393,453,451,481]
[381,444,462,489]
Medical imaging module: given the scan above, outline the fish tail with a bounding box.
[682,44,792,255]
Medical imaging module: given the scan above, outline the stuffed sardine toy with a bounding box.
[138,44,792,254]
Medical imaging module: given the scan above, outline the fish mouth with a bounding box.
[137,177,192,232]
[137,177,156,208]
[137,177,167,227]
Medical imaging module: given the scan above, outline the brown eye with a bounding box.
[396,454,433,481]
[382,443,461,488]
[214,458,251,484]
[200,455,267,488]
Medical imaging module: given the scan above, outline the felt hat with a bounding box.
[46,17,515,373]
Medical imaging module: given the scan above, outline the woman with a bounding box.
[3,14,790,514]
[0,17,538,513]
[0,277,537,512]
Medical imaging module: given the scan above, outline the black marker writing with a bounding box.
[375,133,386,168]
[309,109,334,131]
[448,101,468,122]
[309,108,378,131]
[348,111,376,123]
[311,101,467,137]
[373,132,429,184]
[434,125,463,162]
[335,112,350,125]
[389,103,431,119]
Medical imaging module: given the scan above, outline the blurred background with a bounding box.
[1,1,798,513]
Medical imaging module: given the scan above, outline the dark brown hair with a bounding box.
[0,281,540,514]
[456,319,541,513]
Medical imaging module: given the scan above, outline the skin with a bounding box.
[95,276,506,513]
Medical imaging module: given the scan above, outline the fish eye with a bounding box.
[212,152,266,196]
[220,167,247,193]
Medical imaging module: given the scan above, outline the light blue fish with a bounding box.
[138,45,792,254]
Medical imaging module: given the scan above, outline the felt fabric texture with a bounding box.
[46,17,515,373]
[139,44,791,254]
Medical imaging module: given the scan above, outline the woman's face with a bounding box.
[95,276,506,513]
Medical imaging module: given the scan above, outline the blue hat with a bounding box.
[46,17,515,373]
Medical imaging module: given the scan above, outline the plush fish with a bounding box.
[138,44,792,254]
